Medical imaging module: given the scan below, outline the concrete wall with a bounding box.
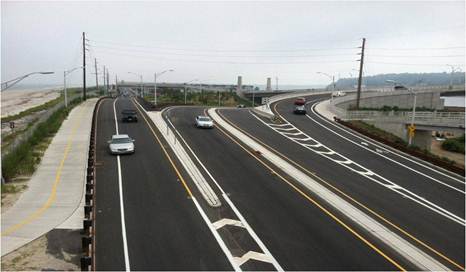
[336,90,444,110]
[363,120,432,150]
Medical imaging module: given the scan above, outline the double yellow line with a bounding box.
[217,109,464,271]
[131,100,194,197]
[212,110,406,271]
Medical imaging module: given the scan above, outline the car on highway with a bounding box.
[294,105,307,115]
[108,134,135,154]
[195,115,214,128]
[121,109,138,122]
[332,91,346,97]
[294,97,306,105]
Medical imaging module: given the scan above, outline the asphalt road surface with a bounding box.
[93,92,464,271]
[219,95,465,270]
[94,97,232,270]
[165,106,411,271]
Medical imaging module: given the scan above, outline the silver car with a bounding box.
[195,116,214,128]
[108,134,135,154]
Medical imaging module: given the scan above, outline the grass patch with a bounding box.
[442,134,465,154]
[1,183,26,194]
[1,97,82,182]
[143,89,252,107]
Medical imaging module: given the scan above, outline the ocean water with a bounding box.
[441,96,465,107]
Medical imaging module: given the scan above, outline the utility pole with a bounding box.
[94,58,99,93]
[356,37,365,109]
[82,32,87,100]
[107,69,110,94]
[275,77,278,91]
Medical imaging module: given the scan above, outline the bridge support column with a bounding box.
[411,130,432,151]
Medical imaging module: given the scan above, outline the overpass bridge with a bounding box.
[328,86,465,149]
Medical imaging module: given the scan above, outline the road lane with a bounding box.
[220,106,465,269]
[275,98,464,219]
[166,106,407,271]
[95,98,126,270]
[95,97,232,270]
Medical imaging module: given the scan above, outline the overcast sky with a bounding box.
[1,1,465,88]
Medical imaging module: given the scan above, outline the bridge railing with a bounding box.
[342,110,465,127]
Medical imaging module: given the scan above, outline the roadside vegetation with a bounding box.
[1,97,82,183]
[1,88,83,123]
[339,120,464,174]
[142,88,252,107]
[442,134,465,154]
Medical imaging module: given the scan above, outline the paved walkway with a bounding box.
[1,98,97,256]
[314,99,336,121]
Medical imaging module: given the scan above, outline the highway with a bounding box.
[218,95,465,270]
[94,97,232,270]
[93,92,464,271]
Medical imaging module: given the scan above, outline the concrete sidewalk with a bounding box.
[314,99,337,120]
[1,98,97,256]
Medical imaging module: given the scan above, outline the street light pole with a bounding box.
[153,69,174,106]
[317,71,335,101]
[63,67,82,107]
[184,79,198,105]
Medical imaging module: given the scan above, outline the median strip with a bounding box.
[209,107,449,271]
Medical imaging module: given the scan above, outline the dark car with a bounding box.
[294,97,306,105]
[294,105,306,114]
[121,110,138,122]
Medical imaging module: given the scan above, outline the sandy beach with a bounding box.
[1,88,61,118]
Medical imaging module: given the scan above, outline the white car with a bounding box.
[195,116,214,128]
[332,91,346,97]
[108,134,135,154]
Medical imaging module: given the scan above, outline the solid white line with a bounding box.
[311,102,465,184]
[250,110,465,226]
[165,108,283,271]
[222,194,284,271]
[191,197,241,272]
[131,102,238,271]
[113,98,130,271]
[307,104,465,194]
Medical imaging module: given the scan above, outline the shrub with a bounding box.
[442,134,465,154]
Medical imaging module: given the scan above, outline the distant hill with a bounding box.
[335,72,465,89]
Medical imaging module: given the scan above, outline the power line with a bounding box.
[92,49,357,65]
[367,46,465,51]
[89,39,359,53]
[89,43,358,58]
[367,54,464,58]
[367,61,465,66]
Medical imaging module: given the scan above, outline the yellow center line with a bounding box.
[260,102,465,271]
[212,110,405,271]
[2,103,87,237]
[131,99,193,197]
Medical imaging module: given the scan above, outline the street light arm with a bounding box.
[1,71,54,91]
[65,66,83,75]
[316,71,332,80]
